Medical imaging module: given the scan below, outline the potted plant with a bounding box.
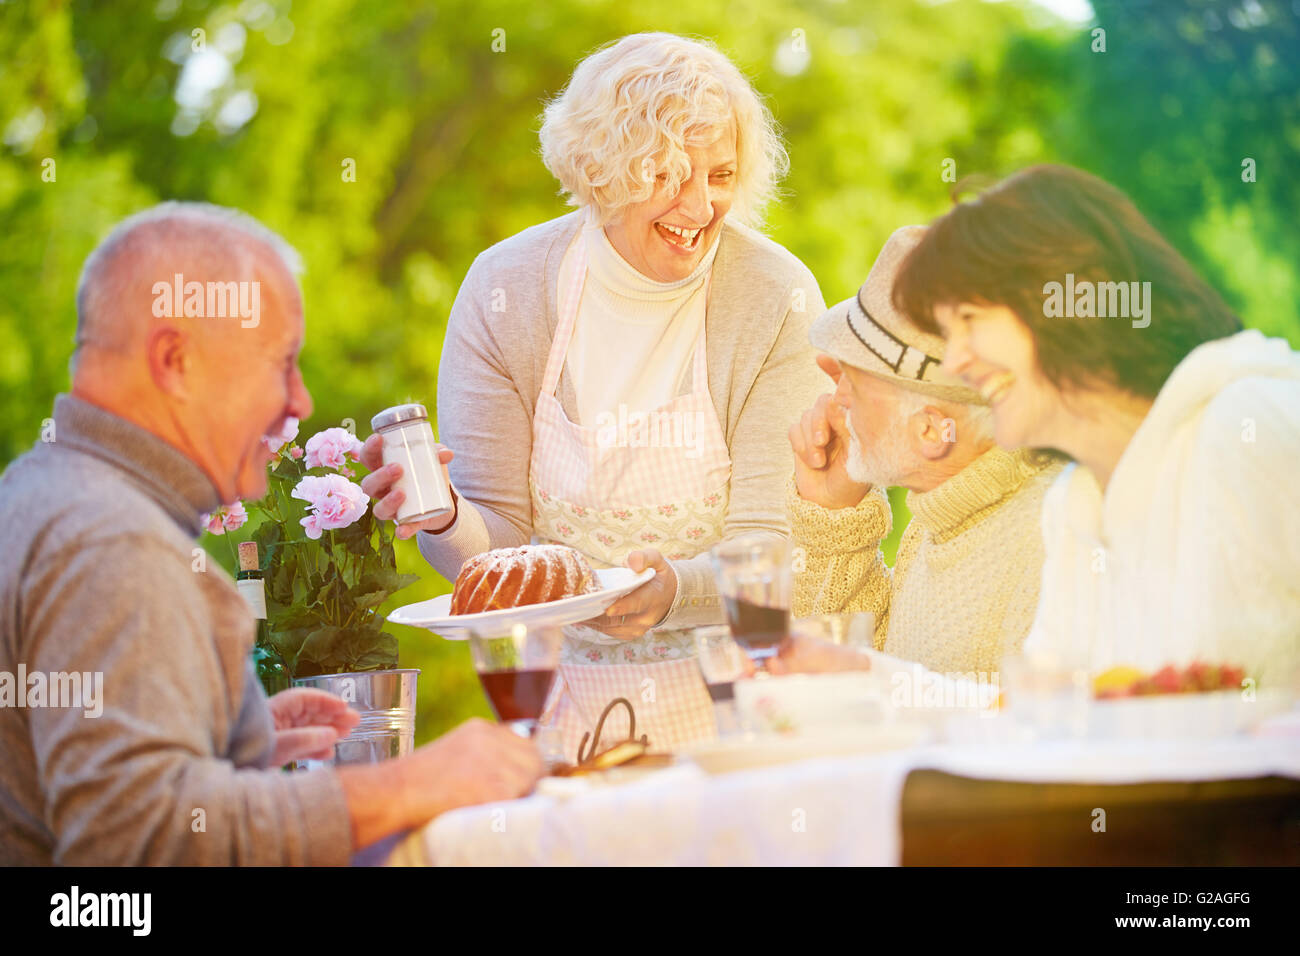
[203,418,421,764]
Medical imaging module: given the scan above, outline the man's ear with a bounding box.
[146,325,191,400]
[815,353,843,384]
[914,406,957,461]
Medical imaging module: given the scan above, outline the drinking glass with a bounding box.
[692,625,749,737]
[1001,648,1090,740]
[468,623,564,740]
[709,534,793,674]
[789,612,877,651]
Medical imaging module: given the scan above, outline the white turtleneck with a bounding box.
[567,217,719,427]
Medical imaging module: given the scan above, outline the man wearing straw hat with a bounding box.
[778,226,1065,679]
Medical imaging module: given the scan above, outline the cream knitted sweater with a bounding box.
[789,447,1065,676]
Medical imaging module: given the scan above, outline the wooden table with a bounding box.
[900,771,1300,865]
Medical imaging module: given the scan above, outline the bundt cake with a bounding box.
[450,544,598,615]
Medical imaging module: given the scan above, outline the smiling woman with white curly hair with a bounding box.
[362,32,826,758]
[540,32,787,234]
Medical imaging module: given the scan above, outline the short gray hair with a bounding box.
[73,201,302,363]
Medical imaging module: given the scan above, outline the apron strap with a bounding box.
[540,236,588,398]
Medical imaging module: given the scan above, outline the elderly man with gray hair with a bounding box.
[777,226,1065,680]
[0,202,541,866]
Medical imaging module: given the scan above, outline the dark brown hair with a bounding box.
[892,164,1242,398]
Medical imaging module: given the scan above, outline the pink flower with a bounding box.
[300,510,323,540]
[262,417,299,453]
[289,446,304,460]
[222,501,248,532]
[201,502,247,535]
[304,428,364,471]
[291,474,368,539]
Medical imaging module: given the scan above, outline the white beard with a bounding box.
[845,416,909,489]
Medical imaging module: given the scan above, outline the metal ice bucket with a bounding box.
[293,668,419,767]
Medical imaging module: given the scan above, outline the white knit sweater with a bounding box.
[1026,330,1300,685]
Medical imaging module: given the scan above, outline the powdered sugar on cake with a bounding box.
[450,544,598,615]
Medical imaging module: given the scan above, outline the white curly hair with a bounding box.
[539,33,788,228]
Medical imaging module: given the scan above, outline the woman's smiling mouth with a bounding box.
[976,371,1017,405]
[654,221,704,251]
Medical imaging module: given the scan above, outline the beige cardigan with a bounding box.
[419,211,828,630]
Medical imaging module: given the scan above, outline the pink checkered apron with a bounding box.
[530,232,732,760]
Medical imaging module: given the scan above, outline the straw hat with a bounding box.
[809,225,986,405]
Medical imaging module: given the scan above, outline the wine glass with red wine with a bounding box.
[709,535,793,674]
[468,623,564,739]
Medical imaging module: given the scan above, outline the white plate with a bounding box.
[387,566,655,639]
[679,723,930,775]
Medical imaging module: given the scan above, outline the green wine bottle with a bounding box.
[236,541,291,696]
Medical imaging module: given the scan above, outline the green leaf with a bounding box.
[350,633,400,672]
[252,521,283,566]
[350,589,389,611]
[298,626,346,666]
[335,515,372,556]
[362,564,404,595]
[270,558,296,606]
[291,570,311,607]
[269,604,324,632]
[268,625,313,677]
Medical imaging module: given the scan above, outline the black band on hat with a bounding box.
[845,298,941,382]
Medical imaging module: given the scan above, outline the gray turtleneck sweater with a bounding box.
[0,395,351,865]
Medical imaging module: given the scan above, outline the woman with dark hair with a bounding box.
[893,164,1300,685]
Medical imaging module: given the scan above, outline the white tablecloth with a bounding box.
[384,731,1300,866]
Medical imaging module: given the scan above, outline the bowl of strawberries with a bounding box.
[1087,661,1289,739]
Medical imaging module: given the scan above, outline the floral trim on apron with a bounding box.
[528,230,732,759]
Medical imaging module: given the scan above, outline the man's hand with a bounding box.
[345,717,544,845]
[768,634,872,676]
[585,549,677,640]
[267,688,361,766]
[789,355,871,510]
[358,433,459,539]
